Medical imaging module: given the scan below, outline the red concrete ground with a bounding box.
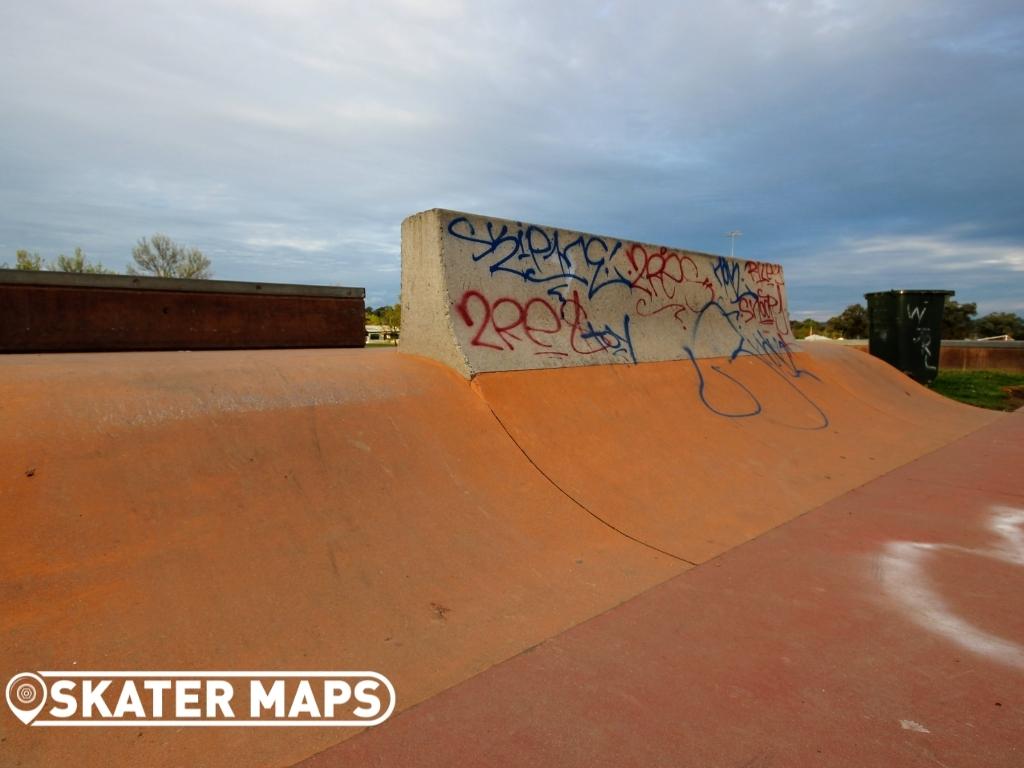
[301,410,1024,768]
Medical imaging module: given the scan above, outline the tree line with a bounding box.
[791,300,1024,340]
[2,234,212,279]
[366,304,401,330]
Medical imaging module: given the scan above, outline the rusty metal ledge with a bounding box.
[0,270,365,353]
[0,268,363,299]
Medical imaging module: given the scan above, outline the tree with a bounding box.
[3,248,111,273]
[128,234,212,279]
[378,304,401,345]
[12,250,43,270]
[825,303,868,339]
[790,317,826,339]
[379,303,401,331]
[941,300,977,340]
[975,312,1024,339]
[54,247,112,274]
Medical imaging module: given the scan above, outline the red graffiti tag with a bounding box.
[453,290,631,358]
[454,290,561,351]
[745,261,782,285]
[738,288,781,326]
[624,244,716,322]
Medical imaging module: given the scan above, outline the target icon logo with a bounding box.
[5,672,48,725]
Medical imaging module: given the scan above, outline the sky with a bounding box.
[1,0,1022,317]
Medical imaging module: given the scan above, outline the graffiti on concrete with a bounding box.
[878,505,1024,670]
[452,289,635,361]
[447,216,631,300]
[907,303,936,371]
[448,216,826,426]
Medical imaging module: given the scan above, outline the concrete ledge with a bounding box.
[0,270,365,352]
[400,208,795,377]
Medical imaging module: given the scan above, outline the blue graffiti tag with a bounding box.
[448,217,631,300]
[451,217,828,427]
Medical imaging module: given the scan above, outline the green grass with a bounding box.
[931,370,1024,411]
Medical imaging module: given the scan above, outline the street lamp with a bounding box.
[725,230,743,258]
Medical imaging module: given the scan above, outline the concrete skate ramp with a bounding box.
[0,349,683,768]
[476,340,998,563]
[308,409,1024,768]
[400,208,998,563]
[0,342,998,768]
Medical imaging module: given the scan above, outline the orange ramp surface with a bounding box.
[307,409,1024,767]
[0,342,1011,767]
[1,349,680,767]
[477,339,997,563]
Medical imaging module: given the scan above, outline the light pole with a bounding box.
[725,230,742,258]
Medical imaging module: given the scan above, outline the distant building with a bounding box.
[365,324,399,344]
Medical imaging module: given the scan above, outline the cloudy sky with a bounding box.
[1,0,1021,316]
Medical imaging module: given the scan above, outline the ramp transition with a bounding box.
[0,209,1010,768]
[309,408,1024,768]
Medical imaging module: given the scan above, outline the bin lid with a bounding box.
[864,289,955,298]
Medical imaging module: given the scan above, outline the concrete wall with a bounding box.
[401,209,795,377]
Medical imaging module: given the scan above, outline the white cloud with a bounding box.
[244,235,332,252]
[0,0,1021,315]
[841,231,1024,273]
